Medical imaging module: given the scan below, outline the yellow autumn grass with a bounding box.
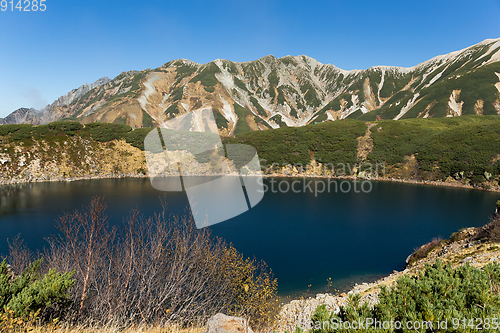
[30,325,205,333]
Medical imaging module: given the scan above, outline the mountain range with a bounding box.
[1,38,499,134]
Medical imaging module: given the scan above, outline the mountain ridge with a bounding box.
[1,38,499,133]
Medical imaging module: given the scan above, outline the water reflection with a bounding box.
[1,178,499,296]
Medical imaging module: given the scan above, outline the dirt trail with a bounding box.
[356,123,375,161]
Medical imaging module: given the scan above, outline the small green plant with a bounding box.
[0,259,74,326]
[309,260,500,332]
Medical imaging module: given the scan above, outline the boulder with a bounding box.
[5,264,16,282]
[203,313,254,333]
[494,200,500,219]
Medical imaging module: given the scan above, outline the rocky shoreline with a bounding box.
[262,173,500,193]
[0,172,148,186]
[275,224,500,332]
[3,170,500,194]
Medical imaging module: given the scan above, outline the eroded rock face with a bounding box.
[203,313,254,333]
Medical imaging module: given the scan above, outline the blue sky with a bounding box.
[0,0,499,118]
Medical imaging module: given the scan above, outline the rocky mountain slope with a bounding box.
[1,38,499,134]
[0,78,111,126]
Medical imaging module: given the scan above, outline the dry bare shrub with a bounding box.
[5,235,35,276]
[407,236,443,266]
[475,216,500,242]
[37,196,279,330]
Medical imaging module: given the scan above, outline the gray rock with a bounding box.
[203,313,254,333]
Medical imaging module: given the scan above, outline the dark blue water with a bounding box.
[1,177,499,297]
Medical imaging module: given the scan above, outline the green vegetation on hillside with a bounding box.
[229,119,366,167]
[189,62,220,92]
[229,115,500,185]
[174,63,197,79]
[356,62,500,121]
[142,110,154,127]
[300,82,322,108]
[366,116,500,184]
[0,121,153,151]
[233,103,252,135]
[84,123,132,142]
[234,77,247,90]
[250,97,268,118]
[213,108,229,129]
[2,115,500,186]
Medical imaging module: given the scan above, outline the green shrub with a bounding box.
[364,116,500,183]
[0,259,74,323]
[309,260,500,332]
[0,121,83,140]
[4,125,34,140]
[234,103,252,135]
[0,124,31,136]
[123,127,155,150]
[84,122,132,142]
[47,121,83,135]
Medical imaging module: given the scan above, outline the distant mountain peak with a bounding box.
[0,107,40,125]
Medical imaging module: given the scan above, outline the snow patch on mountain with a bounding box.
[180,102,189,112]
[447,90,464,117]
[213,60,238,91]
[138,74,161,112]
[494,73,500,94]
[371,65,412,74]
[395,93,421,120]
[219,97,237,133]
[341,95,361,118]
[377,68,385,105]
[476,39,500,65]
